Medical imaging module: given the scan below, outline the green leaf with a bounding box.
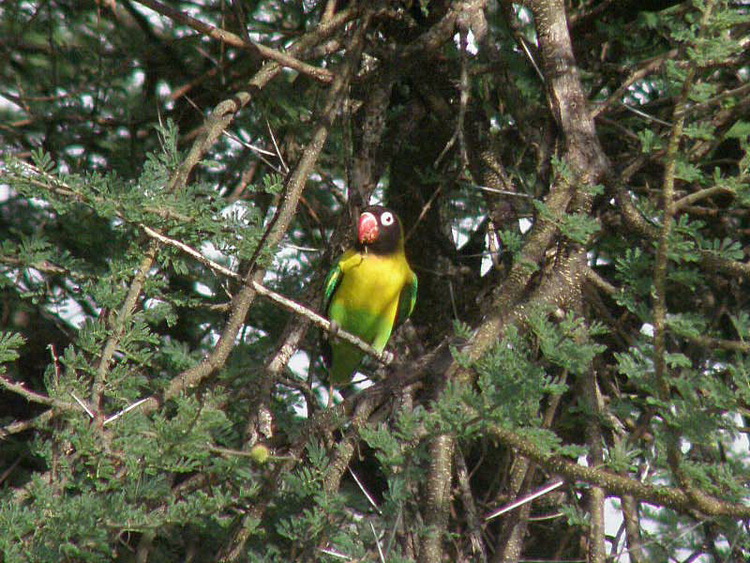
[0,332,26,366]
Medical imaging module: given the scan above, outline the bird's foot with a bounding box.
[382,350,394,365]
[328,320,340,337]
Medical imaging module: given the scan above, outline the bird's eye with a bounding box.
[381,211,394,226]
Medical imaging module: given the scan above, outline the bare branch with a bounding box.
[674,184,736,210]
[132,0,335,83]
[0,374,75,411]
[139,224,390,363]
[488,422,750,518]
[0,409,56,440]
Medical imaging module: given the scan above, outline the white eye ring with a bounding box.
[381,211,395,226]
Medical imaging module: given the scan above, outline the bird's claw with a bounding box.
[328,320,340,337]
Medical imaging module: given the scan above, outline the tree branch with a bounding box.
[0,374,75,411]
[418,433,455,563]
[91,242,159,412]
[652,0,719,512]
[0,409,55,439]
[132,0,334,83]
[614,187,750,281]
[488,422,750,518]
[165,6,355,196]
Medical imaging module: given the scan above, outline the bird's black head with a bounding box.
[356,205,404,255]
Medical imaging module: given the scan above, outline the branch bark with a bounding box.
[488,422,750,518]
[133,0,335,83]
[418,433,455,563]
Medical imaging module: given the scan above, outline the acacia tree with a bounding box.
[1,0,749,561]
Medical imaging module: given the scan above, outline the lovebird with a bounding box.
[322,205,418,384]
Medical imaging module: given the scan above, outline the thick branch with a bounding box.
[418,434,455,563]
[449,0,610,383]
[489,423,750,518]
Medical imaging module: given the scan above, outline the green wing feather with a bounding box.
[322,249,355,315]
[321,250,355,379]
[395,272,418,327]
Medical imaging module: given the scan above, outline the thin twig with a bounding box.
[266,118,289,174]
[461,182,533,198]
[405,184,442,242]
[0,255,70,276]
[371,521,386,563]
[48,344,62,386]
[620,102,673,127]
[455,449,488,561]
[103,397,151,426]
[0,410,55,439]
[222,130,286,175]
[0,456,23,486]
[317,548,350,560]
[349,467,382,513]
[91,243,159,410]
[485,479,565,521]
[517,34,544,83]
[652,0,717,512]
[69,392,95,419]
[207,444,294,461]
[685,334,750,353]
[674,184,734,210]
[590,51,676,118]
[434,20,470,168]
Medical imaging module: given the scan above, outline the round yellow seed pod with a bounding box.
[249,444,271,464]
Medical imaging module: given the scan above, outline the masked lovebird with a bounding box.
[322,205,418,384]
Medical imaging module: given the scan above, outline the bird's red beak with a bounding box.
[358,211,379,245]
